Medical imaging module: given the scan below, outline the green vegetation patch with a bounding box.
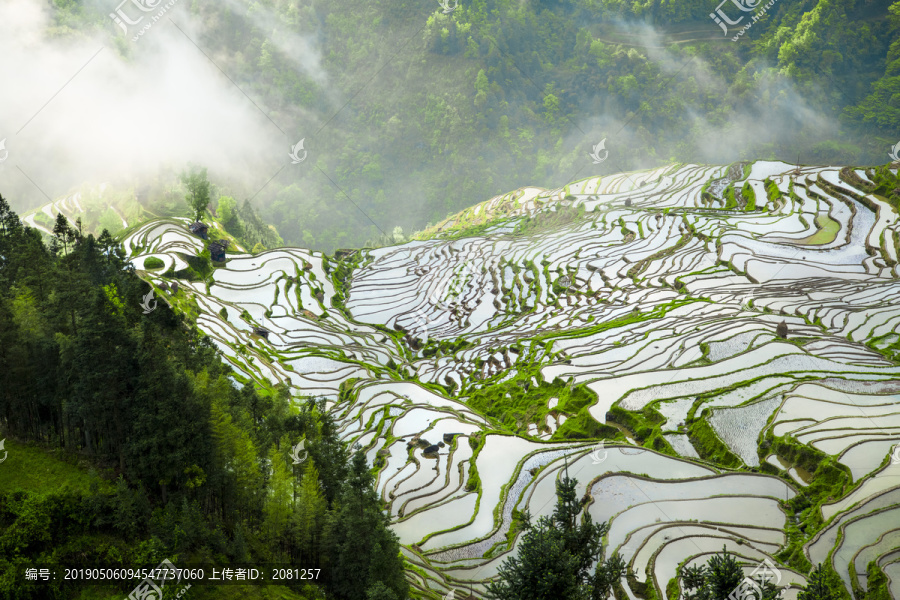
[865,561,893,600]
[552,406,620,441]
[799,214,841,245]
[173,250,213,281]
[867,165,900,211]
[466,372,609,439]
[33,211,54,228]
[687,416,742,469]
[514,203,585,236]
[607,404,677,456]
[0,438,113,495]
[764,432,851,573]
[742,181,757,211]
[143,256,165,270]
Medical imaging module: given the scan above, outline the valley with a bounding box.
[78,159,900,598]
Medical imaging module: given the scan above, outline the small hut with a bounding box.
[158,281,169,292]
[334,249,357,260]
[776,320,789,339]
[170,281,179,294]
[253,326,270,340]
[188,221,209,240]
[209,240,229,262]
[624,198,632,207]
[423,444,440,455]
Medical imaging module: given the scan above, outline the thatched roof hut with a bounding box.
[776,320,788,339]
[209,240,229,262]
[188,221,209,240]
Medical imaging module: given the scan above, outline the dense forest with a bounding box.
[12,0,896,251]
[0,194,408,600]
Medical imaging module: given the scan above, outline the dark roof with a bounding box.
[209,240,229,262]
[189,221,208,233]
[776,321,789,338]
[253,326,270,338]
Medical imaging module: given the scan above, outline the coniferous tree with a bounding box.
[798,563,845,600]
[486,471,625,600]
[294,459,327,565]
[262,443,293,558]
[680,548,781,600]
[323,450,408,600]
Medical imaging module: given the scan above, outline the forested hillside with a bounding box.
[0,195,408,600]
[19,0,900,251]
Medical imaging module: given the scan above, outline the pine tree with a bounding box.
[294,459,326,564]
[322,450,408,600]
[798,564,844,600]
[262,444,293,558]
[486,471,623,600]
[706,549,744,599]
[680,548,781,600]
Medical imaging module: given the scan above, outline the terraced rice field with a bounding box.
[113,161,900,598]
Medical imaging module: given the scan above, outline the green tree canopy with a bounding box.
[486,469,626,600]
[181,165,212,222]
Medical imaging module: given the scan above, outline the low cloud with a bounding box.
[0,0,319,212]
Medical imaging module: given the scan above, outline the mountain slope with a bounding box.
[125,160,900,598]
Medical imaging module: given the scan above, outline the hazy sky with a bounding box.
[0,0,849,228]
[0,0,305,212]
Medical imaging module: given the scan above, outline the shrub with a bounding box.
[143,256,165,270]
